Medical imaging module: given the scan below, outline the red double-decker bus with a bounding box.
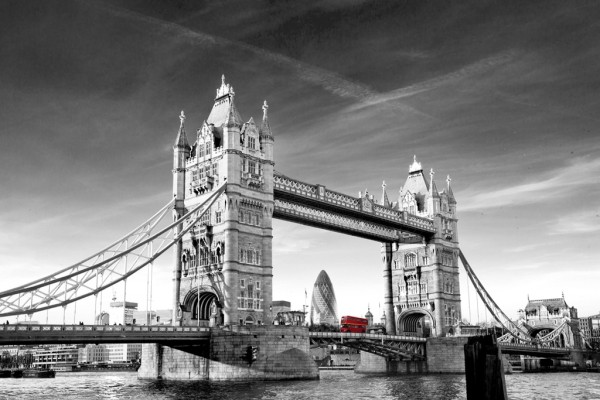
[340,316,368,333]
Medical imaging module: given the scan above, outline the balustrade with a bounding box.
[273,173,435,235]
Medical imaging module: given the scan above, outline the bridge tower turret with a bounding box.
[171,111,191,326]
[393,156,460,337]
[171,76,275,328]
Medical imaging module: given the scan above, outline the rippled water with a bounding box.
[0,370,599,400]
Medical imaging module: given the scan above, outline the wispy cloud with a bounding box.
[348,50,519,112]
[547,210,600,235]
[82,1,427,117]
[503,243,545,253]
[272,224,313,254]
[460,156,600,212]
[503,262,546,271]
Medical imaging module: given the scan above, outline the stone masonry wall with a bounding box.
[355,351,427,374]
[426,337,468,373]
[138,325,318,381]
[209,325,317,380]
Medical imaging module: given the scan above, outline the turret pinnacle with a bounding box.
[259,100,273,138]
[207,75,243,127]
[381,181,390,207]
[173,110,191,149]
[409,154,423,174]
[225,98,243,127]
[428,168,440,198]
[446,174,456,203]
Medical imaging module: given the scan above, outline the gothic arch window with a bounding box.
[405,253,417,268]
[444,278,454,294]
[441,252,453,266]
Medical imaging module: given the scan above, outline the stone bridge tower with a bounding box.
[389,156,460,337]
[171,76,275,327]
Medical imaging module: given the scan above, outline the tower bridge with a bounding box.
[0,76,587,380]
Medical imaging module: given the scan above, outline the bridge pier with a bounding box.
[355,351,427,374]
[382,242,397,335]
[139,325,318,381]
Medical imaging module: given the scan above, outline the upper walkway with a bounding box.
[273,173,435,242]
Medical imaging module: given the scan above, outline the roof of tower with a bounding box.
[401,156,429,197]
[314,270,334,288]
[525,297,569,312]
[409,154,423,174]
[206,75,243,127]
[259,100,273,138]
[173,110,191,150]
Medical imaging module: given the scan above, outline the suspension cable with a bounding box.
[0,184,225,318]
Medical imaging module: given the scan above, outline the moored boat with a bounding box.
[11,369,23,378]
[0,370,11,378]
[22,369,55,378]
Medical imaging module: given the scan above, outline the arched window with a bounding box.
[405,253,417,268]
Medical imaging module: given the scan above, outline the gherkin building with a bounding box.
[310,270,338,326]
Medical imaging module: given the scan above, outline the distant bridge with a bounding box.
[498,342,570,357]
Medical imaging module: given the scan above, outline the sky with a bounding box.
[0,0,599,324]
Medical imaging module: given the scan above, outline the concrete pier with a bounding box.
[138,325,318,381]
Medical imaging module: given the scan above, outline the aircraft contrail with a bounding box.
[80,1,427,117]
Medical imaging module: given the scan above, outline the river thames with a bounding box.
[0,370,599,399]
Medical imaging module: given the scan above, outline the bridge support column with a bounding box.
[382,242,396,335]
[172,209,183,327]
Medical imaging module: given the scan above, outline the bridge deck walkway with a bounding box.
[0,324,210,345]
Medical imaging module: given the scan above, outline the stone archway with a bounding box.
[183,287,222,327]
[397,309,436,338]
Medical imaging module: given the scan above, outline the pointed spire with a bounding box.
[208,75,243,127]
[216,74,234,99]
[225,98,243,127]
[409,154,423,173]
[173,110,191,149]
[446,174,456,203]
[428,168,440,198]
[259,100,273,138]
[381,181,390,207]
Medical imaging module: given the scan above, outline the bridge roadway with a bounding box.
[0,323,210,346]
[309,332,427,361]
[273,173,436,242]
[0,324,570,359]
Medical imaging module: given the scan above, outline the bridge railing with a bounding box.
[309,332,427,342]
[0,324,210,334]
[498,342,568,353]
